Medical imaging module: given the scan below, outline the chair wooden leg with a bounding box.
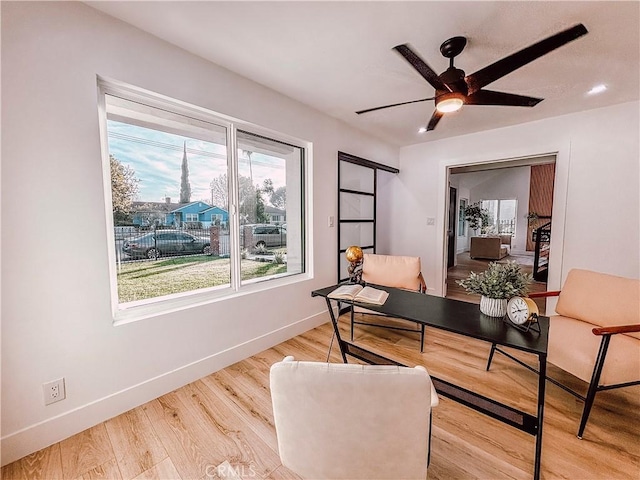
[577,334,611,439]
[486,343,497,371]
[427,411,433,467]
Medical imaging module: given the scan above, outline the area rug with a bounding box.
[499,254,534,266]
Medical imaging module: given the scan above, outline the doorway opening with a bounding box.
[444,155,556,313]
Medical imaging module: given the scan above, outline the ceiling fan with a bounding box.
[356,24,588,131]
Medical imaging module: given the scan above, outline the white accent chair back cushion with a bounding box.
[549,269,640,385]
[270,356,438,479]
[362,254,422,290]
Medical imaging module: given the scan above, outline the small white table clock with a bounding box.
[506,296,541,332]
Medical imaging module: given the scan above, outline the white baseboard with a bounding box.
[1,311,330,466]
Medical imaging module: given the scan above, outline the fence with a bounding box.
[114,225,291,262]
[114,226,231,262]
[498,219,516,235]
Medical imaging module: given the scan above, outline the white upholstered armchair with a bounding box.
[270,356,439,479]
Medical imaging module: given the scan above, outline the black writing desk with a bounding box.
[312,284,549,480]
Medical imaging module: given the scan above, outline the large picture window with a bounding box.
[99,81,307,317]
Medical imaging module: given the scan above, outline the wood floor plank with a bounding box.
[429,426,529,480]
[78,458,122,480]
[104,406,168,479]
[182,380,281,477]
[264,464,303,480]
[132,458,181,480]
[59,424,115,479]
[201,367,278,452]
[142,395,222,480]
[1,443,63,480]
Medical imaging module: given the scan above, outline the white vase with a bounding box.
[480,296,507,317]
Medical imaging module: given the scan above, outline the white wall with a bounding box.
[380,101,640,296]
[0,2,399,464]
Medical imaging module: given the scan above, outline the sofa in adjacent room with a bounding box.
[469,236,509,260]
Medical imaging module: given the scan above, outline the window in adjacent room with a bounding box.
[99,80,307,317]
[481,199,517,235]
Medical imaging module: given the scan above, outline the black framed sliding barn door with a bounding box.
[337,152,399,282]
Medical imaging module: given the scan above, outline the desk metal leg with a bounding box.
[325,298,347,363]
[534,353,547,480]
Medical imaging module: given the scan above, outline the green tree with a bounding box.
[262,178,274,196]
[110,155,139,224]
[260,178,286,209]
[270,186,286,209]
[180,142,191,203]
[209,174,229,210]
[255,187,268,223]
[209,173,258,223]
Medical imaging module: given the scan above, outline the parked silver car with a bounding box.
[244,224,287,248]
[122,230,211,259]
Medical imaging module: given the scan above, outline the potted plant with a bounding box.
[464,202,490,235]
[456,261,532,317]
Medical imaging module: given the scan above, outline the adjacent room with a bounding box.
[2,2,639,480]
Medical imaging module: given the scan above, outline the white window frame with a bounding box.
[185,213,199,222]
[98,77,311,323]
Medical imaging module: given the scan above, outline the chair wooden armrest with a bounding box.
[528,291,562,298]
[592,324,640,336]
[418,272,427,294]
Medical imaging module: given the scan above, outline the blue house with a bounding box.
[166,201,229,228]
[200,206,229,227]
[129,199,229,228]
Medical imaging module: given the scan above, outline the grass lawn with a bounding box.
[117,255,287,303]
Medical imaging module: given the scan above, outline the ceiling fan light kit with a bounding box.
[356,24,588,132]
[436,92,465,113]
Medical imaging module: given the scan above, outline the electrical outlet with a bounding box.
[43,378,65,405]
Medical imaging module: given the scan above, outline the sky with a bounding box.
[107,120,286,204]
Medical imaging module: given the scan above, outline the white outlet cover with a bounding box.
[43,378,66,405]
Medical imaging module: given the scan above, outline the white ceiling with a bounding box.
[87,1,640,147]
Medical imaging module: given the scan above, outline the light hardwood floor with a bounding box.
[3,312,639,479]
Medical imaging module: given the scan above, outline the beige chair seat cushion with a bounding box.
[270,358,437,480]
[549,315,640,386]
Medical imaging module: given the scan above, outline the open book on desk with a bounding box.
[327,284,389,306]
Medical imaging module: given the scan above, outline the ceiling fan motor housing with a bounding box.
[439,67,468,96]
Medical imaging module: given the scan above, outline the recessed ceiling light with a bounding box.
[418,127,427,133]
[587,84,607,95]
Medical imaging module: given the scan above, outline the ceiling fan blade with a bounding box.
[427,110,444,131]
[355,97,435,115]
[465,90,543,107]
[393,44,451,92]
[466,23,588,94]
